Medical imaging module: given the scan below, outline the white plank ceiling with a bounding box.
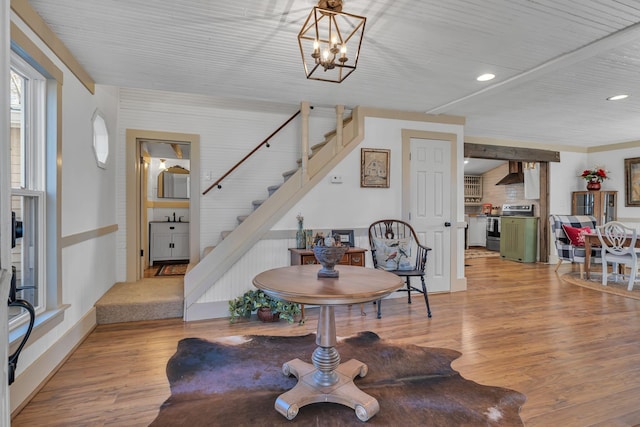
[25,0,640,147]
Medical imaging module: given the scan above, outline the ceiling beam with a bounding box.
[171,143,183,159]
[464,143,560,162]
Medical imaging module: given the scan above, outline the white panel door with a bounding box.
[410,138,451,292]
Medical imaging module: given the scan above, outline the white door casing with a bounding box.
[125,129,200,282]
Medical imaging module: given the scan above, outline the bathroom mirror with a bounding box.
[158,165,190,199]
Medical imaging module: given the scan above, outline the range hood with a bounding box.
[495,161,524,185]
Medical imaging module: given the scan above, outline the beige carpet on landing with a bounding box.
[95,277,184,324]
[561,272,640,301]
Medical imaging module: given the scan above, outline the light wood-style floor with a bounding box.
[143,265,160,278]
[11,257,640,426]
[143,264,184,278]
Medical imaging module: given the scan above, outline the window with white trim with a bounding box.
[9,52,47,326]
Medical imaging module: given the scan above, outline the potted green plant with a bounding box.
[228,289,302,324]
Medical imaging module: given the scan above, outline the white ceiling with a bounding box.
[141,140,191,160]
[464,158,506,175]
[25,0,640,148]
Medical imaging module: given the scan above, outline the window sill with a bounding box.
[9,304,70,353]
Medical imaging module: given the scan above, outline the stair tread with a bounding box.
[323,116,352,138]
[297,141,329,165]
[190,113,359,313]
[283,168,298,178]
[310,141,328,151]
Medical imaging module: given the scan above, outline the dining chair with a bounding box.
[368,219,432,319]
[596,221,640,290]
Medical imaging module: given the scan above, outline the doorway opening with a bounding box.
[141,140,190,279]
[463,142,560,263]
[125,129,200,283]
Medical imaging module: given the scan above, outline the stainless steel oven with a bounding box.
[486,204,534,251]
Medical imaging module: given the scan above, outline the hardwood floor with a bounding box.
[11,257,640,426]
[143,265,159,278]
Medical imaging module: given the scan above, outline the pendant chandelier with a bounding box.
[297,0,366,83]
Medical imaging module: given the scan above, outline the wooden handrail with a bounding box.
[202,109,305,195]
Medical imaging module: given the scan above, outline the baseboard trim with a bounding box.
[184,300,229,322]
[10,308,97,417]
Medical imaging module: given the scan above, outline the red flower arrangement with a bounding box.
[580,167,609,183]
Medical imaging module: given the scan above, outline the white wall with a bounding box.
[548,147,640,220]
[275,117,465,230]
[9,17,119,413]
[587,147,640,223]
[62,84,118,235]
[273,117,403,231]
[547,150,587,265]
[547,146,640,265]
[549,150,587,216]
[115,89,340,281]
[198,115,464,304]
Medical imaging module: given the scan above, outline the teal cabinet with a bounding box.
[500,217,538,263]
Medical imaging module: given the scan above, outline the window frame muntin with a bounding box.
[9,51,48,328]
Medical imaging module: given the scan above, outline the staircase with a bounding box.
[219,133,335,240]
[184,106,366,320]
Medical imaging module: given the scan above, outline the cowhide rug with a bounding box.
[150,332,525,426]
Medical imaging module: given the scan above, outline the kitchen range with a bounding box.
[486,204,535,251]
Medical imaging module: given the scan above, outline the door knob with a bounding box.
[444,222,451,227]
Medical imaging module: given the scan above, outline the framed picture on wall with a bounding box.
[624,157,640,206]
[331,229,355,247]
[361,148,390,188]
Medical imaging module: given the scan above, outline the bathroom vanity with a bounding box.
[149,221,189,265]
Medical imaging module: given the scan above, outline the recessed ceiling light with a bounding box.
[477,73,495,82]
[607,94,629,101]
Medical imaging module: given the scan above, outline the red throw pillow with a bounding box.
[562,225,591,247]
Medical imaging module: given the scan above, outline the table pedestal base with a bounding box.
[275,358,379,421]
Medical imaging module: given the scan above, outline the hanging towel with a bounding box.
[524,163,540,199]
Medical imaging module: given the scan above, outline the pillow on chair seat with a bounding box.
[562,224,592,247]
[372,237,412,270]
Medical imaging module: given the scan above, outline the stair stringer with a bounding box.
[184,106,365,316]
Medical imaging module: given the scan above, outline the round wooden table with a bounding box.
[253,264,403,421]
